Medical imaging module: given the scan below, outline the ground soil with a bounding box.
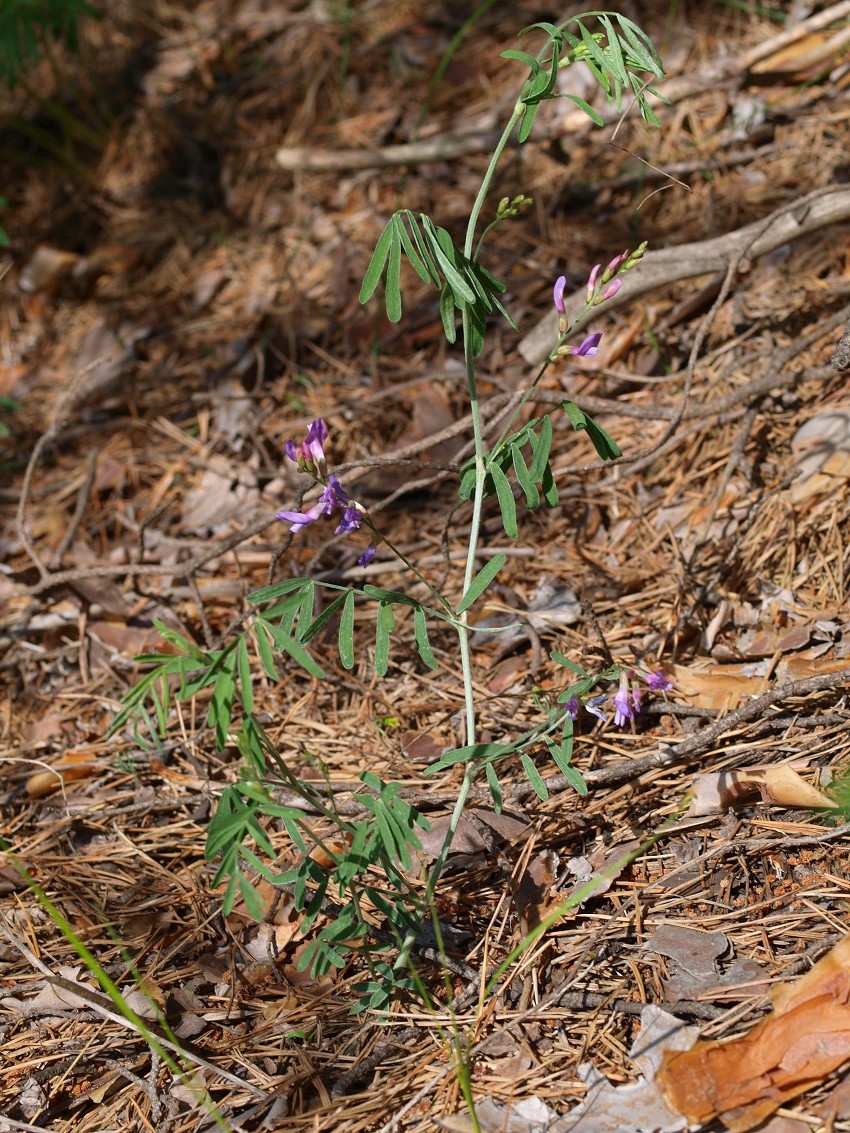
[2,2,850,1131]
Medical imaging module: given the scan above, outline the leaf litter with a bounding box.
[1,1,850,1130]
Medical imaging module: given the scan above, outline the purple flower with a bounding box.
[564,695,581,720]
[586,695,607,724]
[613,673,633,727]
[644,670,672,692]
[553,275,567,315]
[631,683,642,713]
[275,499,327,534]
[277,476,350,534]
[601,278,622,301]
[569,332,602,357]
[285,419,328,475]
[335,506,362,535]
[357,543,377,568]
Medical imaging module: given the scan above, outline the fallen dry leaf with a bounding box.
[557,1005,700,1132]
[658,934,850,1131]
[688,763,836,817]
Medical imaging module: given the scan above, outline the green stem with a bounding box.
[395,107,525,978]
[369,525,454,617]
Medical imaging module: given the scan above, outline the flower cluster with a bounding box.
[277,419,376,567]
[564,668,672,728]
[552,242,648,346]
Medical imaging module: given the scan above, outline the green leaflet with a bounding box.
[457,552,506,613]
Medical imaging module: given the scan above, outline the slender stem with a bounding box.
[488,299,596,460]
[368,526,454,616]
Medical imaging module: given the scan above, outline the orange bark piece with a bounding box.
[658,936,850,1131]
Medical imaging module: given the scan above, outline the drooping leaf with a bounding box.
[457,552,506,613]
[490,462,518,538]
[385,222,402,323]
[563,400,622,460]
[359,218,395,305]
[392,212,434,285]
[439,283,457,344]
[521,752,549,801]
[413,606,438,670]
[529,415,553,481]
[338,588,355,670]
[511,444,540,509]
[236,634,254,715]
[374,600,395,677]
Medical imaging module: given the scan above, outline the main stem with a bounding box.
[395,109,523,974]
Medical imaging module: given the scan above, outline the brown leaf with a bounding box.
[688,764,835,816]
[658,935,850,1131]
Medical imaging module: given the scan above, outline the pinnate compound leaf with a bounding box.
[248,577,312,606]
[457,552,506,613]
[424,741,515,773]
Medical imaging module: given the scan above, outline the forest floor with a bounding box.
[2,1,850,1131]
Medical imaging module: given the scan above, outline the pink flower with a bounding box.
[553,275,567,315]
[585,263,600,302]
[613,672,633,727]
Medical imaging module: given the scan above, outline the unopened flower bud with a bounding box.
[593,278,621,304]
[585,263,600,303]
[600,249,628,284]
[553,275,567,316]
[624,241,648,269]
